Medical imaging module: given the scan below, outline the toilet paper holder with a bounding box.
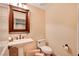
[65,44,68,47]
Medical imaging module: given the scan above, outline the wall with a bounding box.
[0,4,9,41]
[0,4,45,41]
[45,4,77,56]
[27,4,45,40]
[77,4,79,54]
[0,3,78,56]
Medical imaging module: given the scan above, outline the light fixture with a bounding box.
[9,3,29,9]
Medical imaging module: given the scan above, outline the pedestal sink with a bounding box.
[8,38,34,56]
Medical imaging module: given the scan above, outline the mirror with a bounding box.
[9,5,30,33]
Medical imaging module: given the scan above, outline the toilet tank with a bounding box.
[37,39,46,48]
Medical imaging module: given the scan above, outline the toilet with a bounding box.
[37,39,53,55]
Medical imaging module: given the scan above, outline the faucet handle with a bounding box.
[22,36,24,39]
[15,36,18,40]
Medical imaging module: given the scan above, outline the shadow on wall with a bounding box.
[67,46,73,55]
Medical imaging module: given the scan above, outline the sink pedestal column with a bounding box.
[8,39,34,56]
[18,47,24,56]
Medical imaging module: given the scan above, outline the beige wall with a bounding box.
[0,5,9,41]
[45,4,77,56]
[0,3,78,56]
[0,4,45,41]
[77,4,79,54]
[27,5,45,40]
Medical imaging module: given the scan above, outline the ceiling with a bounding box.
[0,3,48,10]
[28,3,48,10]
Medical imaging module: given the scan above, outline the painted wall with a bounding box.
[27,5,45,40]
[0,4,9,41]
[45,4,77,56]
[0,4,45,41]
[77,4,79,54]
[0,3,78,56]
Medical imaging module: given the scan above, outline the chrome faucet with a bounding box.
[19,34,21,39]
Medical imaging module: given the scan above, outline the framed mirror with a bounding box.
[9,5,30,33]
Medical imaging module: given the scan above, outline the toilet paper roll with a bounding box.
[64,46,68,51]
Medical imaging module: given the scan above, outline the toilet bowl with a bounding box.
[37,39,52,55]
[39,46,52,55]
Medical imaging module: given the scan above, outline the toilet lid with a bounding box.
[40,46,52,54]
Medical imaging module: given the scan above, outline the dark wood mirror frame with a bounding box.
[9,5,30,33]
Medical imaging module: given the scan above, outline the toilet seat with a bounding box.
[40,46,52,54]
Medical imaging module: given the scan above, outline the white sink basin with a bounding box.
[8,38,34,56]
[8,38,33,47]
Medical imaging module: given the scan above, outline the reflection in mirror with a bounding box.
[13,11,26,29]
